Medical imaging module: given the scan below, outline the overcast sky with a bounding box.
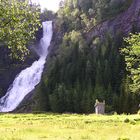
[31,0,62,12]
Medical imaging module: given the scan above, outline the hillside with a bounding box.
[14,0,140,114]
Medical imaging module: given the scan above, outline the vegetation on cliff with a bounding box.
[32,0,140,114]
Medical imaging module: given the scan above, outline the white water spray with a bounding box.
[0,21,53,112]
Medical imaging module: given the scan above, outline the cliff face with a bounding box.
[87,0,140,42]
[47,0,140,58]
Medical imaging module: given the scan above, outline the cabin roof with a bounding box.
[94,102,105,107]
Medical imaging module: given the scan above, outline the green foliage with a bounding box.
[34,30,140,114]
[32,0,139,114]
[121,33,140,93]
[57,0,132,32]
[124,118,130,123]
[0,0,41,60]
[40,9,55,22]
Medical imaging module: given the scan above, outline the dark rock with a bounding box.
[35,27,43,43]
[13,89,35,113]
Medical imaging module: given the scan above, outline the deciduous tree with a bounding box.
[121,33,140,93]
[0,0,41,60]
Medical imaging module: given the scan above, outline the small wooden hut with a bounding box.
[94,100,105,114]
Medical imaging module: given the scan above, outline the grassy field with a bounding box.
[0,113,139,140]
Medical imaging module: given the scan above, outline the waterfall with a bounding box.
[0,21,53,112]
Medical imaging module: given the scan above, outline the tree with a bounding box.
[121,33,140,93]
[0,0,41,60]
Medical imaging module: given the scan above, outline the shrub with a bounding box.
[117,138,130,140]
[130,120,136,125]
[124,118,130,123]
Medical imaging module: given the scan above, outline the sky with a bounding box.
[31,0,62,12]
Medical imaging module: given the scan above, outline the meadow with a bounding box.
[0,113,139,140]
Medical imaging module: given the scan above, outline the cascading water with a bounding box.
[0,21,53,112]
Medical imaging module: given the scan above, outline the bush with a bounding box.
[124,118,130,123]
[130,120,136,125]
[117,138,130,140]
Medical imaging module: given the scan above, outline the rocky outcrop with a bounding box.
[87,0,140,42]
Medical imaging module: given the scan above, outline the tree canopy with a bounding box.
[0,0,41,60]
[121,33,140,94]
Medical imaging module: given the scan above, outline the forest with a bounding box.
[0,0,140,114]
[30,0,140,114]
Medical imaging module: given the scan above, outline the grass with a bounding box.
[0,113,139,140]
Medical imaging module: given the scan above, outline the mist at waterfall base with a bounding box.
[0,21,53,112]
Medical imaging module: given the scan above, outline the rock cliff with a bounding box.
[87,0,140,42]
